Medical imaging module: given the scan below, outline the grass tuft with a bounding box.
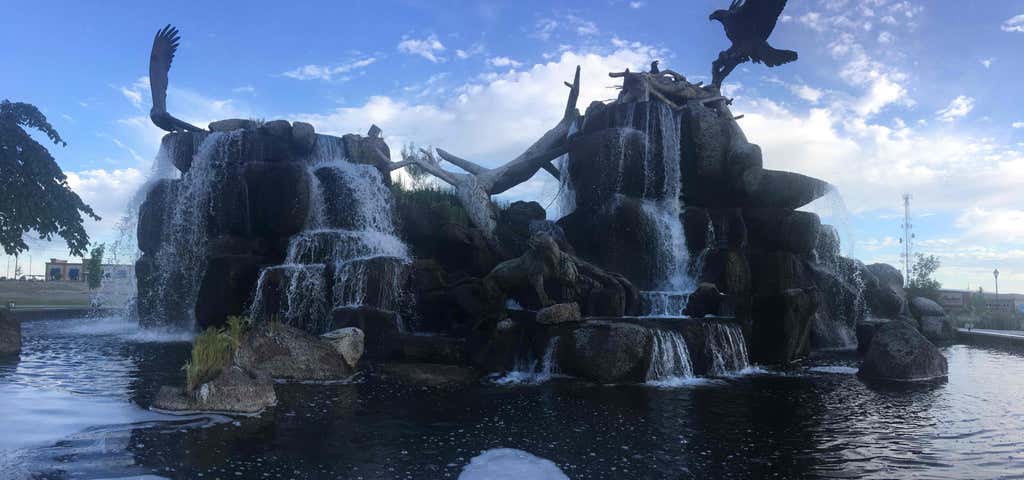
[182,316,252,392]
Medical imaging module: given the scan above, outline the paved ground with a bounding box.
[960,328,1024,338]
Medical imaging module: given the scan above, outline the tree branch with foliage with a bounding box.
[907,253,942,300]
[85,243,105,289]
[0,100,99,257]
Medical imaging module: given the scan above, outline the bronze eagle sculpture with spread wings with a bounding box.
[709,0,797,88]
[149,25,203,132]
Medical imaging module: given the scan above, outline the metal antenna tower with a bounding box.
[899,194,914,286]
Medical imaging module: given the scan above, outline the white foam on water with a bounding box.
[61,315,194,343]
[458,448,569,480]
[809,365,859,375]
[494,338,561,385]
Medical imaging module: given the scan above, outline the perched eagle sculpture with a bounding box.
[149,25,203,132]
[709,0,797,88]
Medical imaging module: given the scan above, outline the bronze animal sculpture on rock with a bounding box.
[485,232,577,308]
[710,0,797,88]
[149,25,204,132]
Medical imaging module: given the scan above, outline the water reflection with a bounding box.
[3,318,1024,479]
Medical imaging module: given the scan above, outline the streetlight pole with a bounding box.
[993,268,999,297]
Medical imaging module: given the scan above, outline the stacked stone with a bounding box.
[136,119,395,329]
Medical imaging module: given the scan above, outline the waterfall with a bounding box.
[705,323,750,375]
[147,131,238,328]
[250,138,409,332]
[645,329,695,385]
[636,102,695,316]
[495,337,561,385]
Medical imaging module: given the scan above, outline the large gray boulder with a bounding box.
[909,297,946,319]
[865,263,908,319]
[536,303,582,325]
[321,327,365,368]
[0,310,20,356]
[860,322,948,382]
[561,321,650,383]
[236,323,353,381]
[152,366,276,414]
[918,316,957,343]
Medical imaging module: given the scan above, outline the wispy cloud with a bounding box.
[397,35,445,63]
[1001,14,1024,32]
[936,95,975,122]
[488,56,522,68]
[281,58,377,81]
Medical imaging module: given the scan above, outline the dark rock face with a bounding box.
[561,321,650,384]
[496,201,548,256]
[860,322,948,382]
[918,316,957,343]
[137,179,177,255]
[750,288,817,364]
[0,311,20,356]
[536,303,582,325]
[394,333,466,364]
[152,366,276,414]
[865,263,908,319]
[236,323,353,381]
[330,306,405,359]
[684,283,725,317]
[194,254,266,330]
[243,161,310,238]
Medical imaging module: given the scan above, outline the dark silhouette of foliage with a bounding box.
[0,100,99,256]
[85,243,105,289]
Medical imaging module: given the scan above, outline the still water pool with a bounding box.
[2,316,1023,479]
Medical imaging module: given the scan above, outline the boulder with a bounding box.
[376,363,481,387]
[236,323,353,381]
[341,130,393,182]
[536,303,582,325]
[152,366,276,414]
[260,119,292,139]
[330,306,405,359]
[684,283,725,318]
[137,179,176,255]
[562,321,650,383]
[567,128,659,207]
[209,118,256,132]
[0,310,20,356]
[436,223,502,278]
[746,251,808,295]
[750,288,817,364]
[291,122,317,156]
[160,131,209,173]
[708,208,747,250]
[496,201,547,256]
[865,263,908,319]
[321,327,365,368]
[859,322,948,382]
[682,206,712,254]
[744,209,821,255]
[909,297,946,320]
[918,316,957,343]
[742,170,829,210]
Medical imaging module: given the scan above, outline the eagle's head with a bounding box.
[709,9,729,22]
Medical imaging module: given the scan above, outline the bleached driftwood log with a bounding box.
[384,66,583,235]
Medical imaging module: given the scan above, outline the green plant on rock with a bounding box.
[182,316,252,392]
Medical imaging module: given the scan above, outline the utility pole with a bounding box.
[899,193,914,286]
[994,269,1000,296]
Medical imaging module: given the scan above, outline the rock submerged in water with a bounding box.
[0,311,20,357]
[562,321,649,384]
[859,322,948,382]
[152,366,276,414]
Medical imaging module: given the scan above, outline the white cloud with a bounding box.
[936,95,975,122]
[629,2,645,8]
[877,31,894,44]
[119,77,150,109]
[488,56,522,68]
[1001,14,1024,33]
[791,84,823,103]
[233,85,256,93]
[281,58,377,81]
[956,208,1024,243]
[981,58,994,69]
[397,35,446,63]
[567,15,599,36]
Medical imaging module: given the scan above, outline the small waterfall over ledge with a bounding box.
[645,329,695,385]
[706,323,750,375]
[251,138,409,333]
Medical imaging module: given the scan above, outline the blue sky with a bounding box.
[2,0,1023,292]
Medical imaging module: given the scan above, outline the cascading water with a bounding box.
[250,137,409,333]
[495,337,561,385]
[146,131,239,328]
[645,329,695,385]
[634,102,695,316]
[705,323,750,375]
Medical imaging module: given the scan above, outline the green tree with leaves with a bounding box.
[907,253,942,300]
[85,243,105,289]
[1,100,99,257]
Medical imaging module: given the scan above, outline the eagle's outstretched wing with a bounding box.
[149,24,180,113]
[737,0,788,40]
